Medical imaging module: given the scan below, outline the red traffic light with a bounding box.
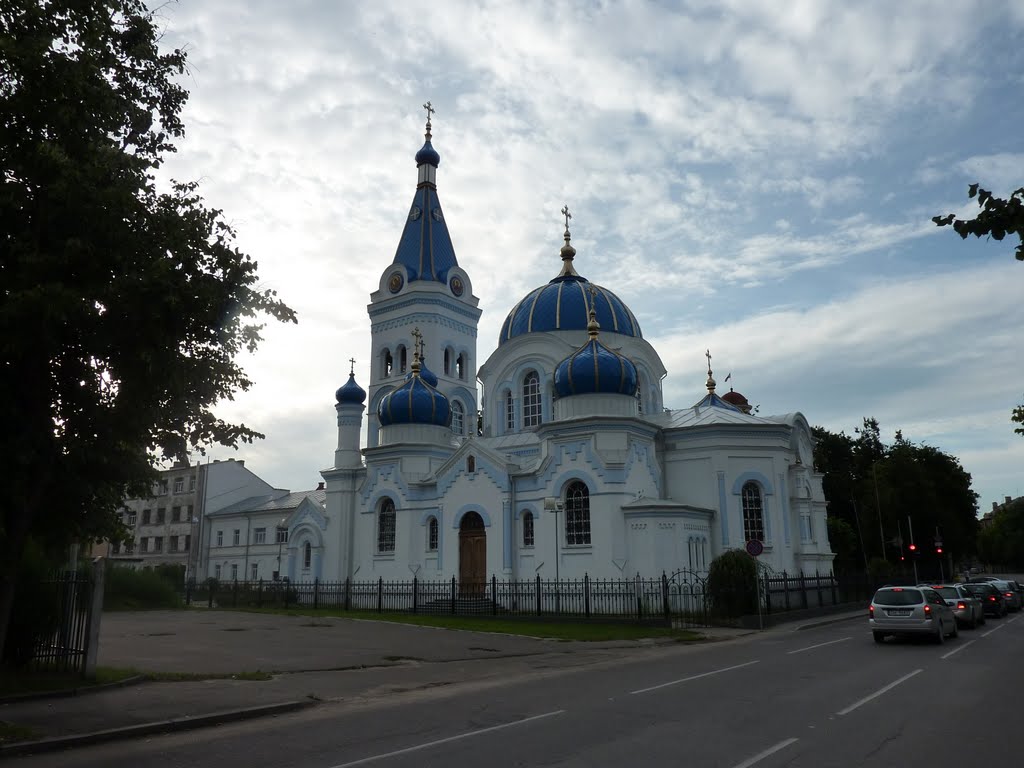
[936,547,943,554]
[908,543,917,551]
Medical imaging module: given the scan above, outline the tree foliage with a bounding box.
[933,183,1024,261]
[0,0,296,658]
[706,549,758,618]
[812,419,978,572]
[977,498,1024,570]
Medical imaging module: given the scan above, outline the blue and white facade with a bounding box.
[318,116,834,584]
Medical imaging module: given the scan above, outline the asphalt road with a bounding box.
[15,613,1023,768]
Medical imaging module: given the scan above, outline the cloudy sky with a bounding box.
[154,0,1024,512]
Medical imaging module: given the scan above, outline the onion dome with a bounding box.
[499,212,641,345]
[378,354,451,427]
[722,388,752,414]
[415,140,440,167]
[554,299,638,398]
[335,372,367,405]
[408,358,439,387]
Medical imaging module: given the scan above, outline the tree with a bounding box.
[1013,400,1024,436]
[0,1,296,660]
[933,184,1024,261]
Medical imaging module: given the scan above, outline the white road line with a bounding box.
[787,637,851,655]
[941,639,977,659]
[1008,615,1020,624]
[983,623,1005,637]
[629,660,760,695]
[326,710,566,768]
[836,669,923,716]
[730,737,800,768]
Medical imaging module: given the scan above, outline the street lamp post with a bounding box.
[275,517,287,581]
[544,497,563,612]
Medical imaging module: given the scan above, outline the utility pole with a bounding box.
[907,516,918,585]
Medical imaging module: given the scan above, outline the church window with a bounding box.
[522,371,542,428]
[522,511,535,547]
[397,345,407,374]
[377,498,396,553]
[564,481,591,546]
[742,482,765,543]
[451,401,465,435]
[457,352,468,380]
[800,510,813,543]
[382,349,393,377]
[467,455,476,473]
[504,390,514,432]
[427,516,438,551]
[303,542,312,570]
[444,348,453,376]
[636,389,643,415]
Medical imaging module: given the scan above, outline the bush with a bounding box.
[2,542,65,667]
[866,557,894,584]
[104,565,182,611]
[706,549,758,618]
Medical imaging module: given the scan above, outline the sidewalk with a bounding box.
[0,609,863,757]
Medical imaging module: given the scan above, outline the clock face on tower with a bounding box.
[388,273,404,293]
[449,276,464,296]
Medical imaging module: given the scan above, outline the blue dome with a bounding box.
[378,375,451,427]
[415,139,440,167]
[499,276,641,345]
[408,359,439,387]
[554,338,638,398]
[335,373,366,404]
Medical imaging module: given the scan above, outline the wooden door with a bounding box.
[459,512,486,595]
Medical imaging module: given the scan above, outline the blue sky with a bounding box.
[155,0,1024,513]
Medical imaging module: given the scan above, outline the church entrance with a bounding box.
[458,511,486,595]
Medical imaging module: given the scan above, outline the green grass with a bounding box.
[214,606,703,642]
[0,666,272,698]
[0,721,39,746]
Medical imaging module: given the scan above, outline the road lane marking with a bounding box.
[1008,615,1020,623]
[982,624,1005,637]
[326,710,566,767]
[787,637,851,655]
[941,639,976,659]
[836,669,922,716]
[629,660,760,695]
[730,737,799,768]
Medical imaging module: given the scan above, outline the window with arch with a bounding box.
[397,345,407,374]
[381,349,393,377]
[444,348,453,376]
[457,352,468,380]
[303,541,312,570]
[504,390,514,432]
[427,516,439,551]
[451,400,465,435]
[522,511,535,547]
[377,498,396,553]
[522,371,542,428]
[564,481,591,546]
[742,482,765,543]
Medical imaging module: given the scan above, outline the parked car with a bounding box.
[968,577,1022,611]
[962,582,1008,617]
[921,584,985,628]
[870,586,958,644]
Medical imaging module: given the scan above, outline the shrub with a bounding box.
[706,549,758,618]
[866,557,894,584]
[104,565,182,611]
[2,542,64,667]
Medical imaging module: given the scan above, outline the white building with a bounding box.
[305,112,834,585]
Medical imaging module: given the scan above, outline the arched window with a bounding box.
[742,482,765,543]
[564,481,591,546]
[444,348,453,376]
[457,352,468,380]
[522,371,542,428]
[522,511,535,547]
[397,345,407,374]
[382,349,393,377]
[451,401,465,435]
[427,516,439,551]
[377,498,396,553]
[303,541,312,570]
[504,390,514,432]
[466,455,476,473]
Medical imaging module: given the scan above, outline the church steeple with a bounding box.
[390,101,458,284]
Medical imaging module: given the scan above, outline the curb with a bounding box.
[0,699,317,758]
[794,613,865,631]
[0,675,147,706]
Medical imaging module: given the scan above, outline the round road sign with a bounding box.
[745,539,764,557]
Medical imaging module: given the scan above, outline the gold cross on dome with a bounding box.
[423,101,435,122]
[348,357,356,375]
[705,349,712,375]
[411,327,423,360]
[561,204,572,233]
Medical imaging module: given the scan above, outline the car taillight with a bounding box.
[989,596,997,602]
[923,604,932,618]
[869,605,874,617]
[957,603,966,610]
[1006,593,1013,598]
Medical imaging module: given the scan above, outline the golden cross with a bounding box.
[705,349,712,375]
[561,204,572,233]
[348,357,356,375]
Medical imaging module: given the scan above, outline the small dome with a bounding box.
[721,389,748,407]
[499,276,641,345]
[415,140,440,167]
[378,375,451,428]
[554,338,638,398]
[408,359,439,387]
[335,373,366,404]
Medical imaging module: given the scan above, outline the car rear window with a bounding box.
[874,588,923,606]
[963,584,994,596]
[933,587,959,599]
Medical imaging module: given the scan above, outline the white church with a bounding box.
[299,110,834,586]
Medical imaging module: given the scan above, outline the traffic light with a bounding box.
[936,545,943,555]
[908,543,918,556]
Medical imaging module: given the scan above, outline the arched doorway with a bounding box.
[459,511,486,594]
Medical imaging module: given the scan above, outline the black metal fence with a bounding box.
[183,569,873,627]
[26,570,95,675]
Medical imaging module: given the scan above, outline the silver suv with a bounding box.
[870,586,958,644]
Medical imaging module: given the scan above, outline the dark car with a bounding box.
[968,577,1022,611]
[963,582,1007,617]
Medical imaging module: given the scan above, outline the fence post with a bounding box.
[185,579,192,606]
[830,573,838,605]
[208,578,215,609]
[451,575,457,614]
[800,570,808,609]
[783,571,791,611]
[343,577,350,611]
[377,577,383,613]
[82,558,105,678]
[314,578,321,610]
[491,575,498,615]
[815,570,823,607]
[536,574,542,615]
[635,574,643,620]
[232,580,238,607]
[413,576,418,613]
[584,573,591,619]
[763,573,771,615]
[257,578,263,608]
[662,572,670,622]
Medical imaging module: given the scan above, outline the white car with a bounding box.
[870,586,958,644]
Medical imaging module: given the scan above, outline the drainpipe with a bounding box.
[243,513,252,580]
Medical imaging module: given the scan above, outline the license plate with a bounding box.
[887,609,911,616]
